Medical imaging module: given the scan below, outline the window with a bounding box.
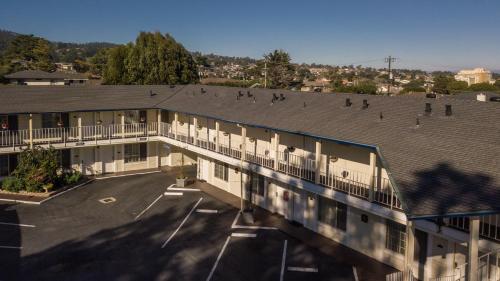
[124,110,147,124]
[124,143,147,163]
[0,155,9,176]
[386,220,407,255]
[252,174,265,196]
[318,197,347,231]
[41,113,59,128]
[214,161,228,181]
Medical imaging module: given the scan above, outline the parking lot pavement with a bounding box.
[0,171,385,281]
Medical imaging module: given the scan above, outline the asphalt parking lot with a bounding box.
[0,171,377,281]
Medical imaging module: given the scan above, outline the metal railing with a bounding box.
[445,215,500,243]
[0,123,158,148]
[319,164,371,200]
[277,151,316,182]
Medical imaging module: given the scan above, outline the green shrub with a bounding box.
[64,171,82,185]
[2,177,23,193]
[42,183,54,193]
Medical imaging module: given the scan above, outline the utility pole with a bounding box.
[385,56,396,95]
[263,61,268,88]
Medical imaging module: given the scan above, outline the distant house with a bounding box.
[4,70,88,86]
[55,62,75,72]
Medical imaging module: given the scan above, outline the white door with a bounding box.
[101,146,115,174]
[292,190,304,224]
[197,157,209,181]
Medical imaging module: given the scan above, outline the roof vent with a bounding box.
[149,90,157,97]
[279,93,285,101]
[303,102,307,108]
[379,112,383,120]
[416,117,420,127]
[445,104,452,116]
[362,99,369,109]
[247,91,252,97]
[272,93,279,101]
[345,98,352,107]
[425,103,432,114]
[489,96,500,102]
[426,93,437,99]
[201,87,206,93]
[477,93,486,102]
[238,91,244,97]
[253,96,256,103]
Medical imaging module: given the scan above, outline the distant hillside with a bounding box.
[0,28,117,61]
[0,29,20,52]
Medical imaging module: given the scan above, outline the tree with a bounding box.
[494,80,500,89]
[446,80,468,91]
[103,45,129,84]
[401,79,426,93]
[89,48,109,76]
[264,49,295,89]
[103,32,198,85]
[1,35,55,73]
[12,146,59,192]
[468,82,497,91]
[335,81,378,95]
[432,75,454,94]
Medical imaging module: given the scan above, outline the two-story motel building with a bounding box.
[0,85,498,281]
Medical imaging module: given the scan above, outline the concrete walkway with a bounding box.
[194,181,398,281]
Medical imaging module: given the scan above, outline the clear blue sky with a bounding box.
[1,0,499,71]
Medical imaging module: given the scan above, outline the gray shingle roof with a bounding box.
[4,70,88,80]
[0,84,498,218]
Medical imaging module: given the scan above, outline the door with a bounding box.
[197,157,209,181]
[101,146,115,174]
[292,190,304,225]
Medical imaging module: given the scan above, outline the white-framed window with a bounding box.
[318,197,347,231]
[124,110,147,124]
[214,161,228,181]
[386,220,406,255]
[124,143,147,163]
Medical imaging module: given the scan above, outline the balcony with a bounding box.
[0,123,159,150]
[0,121,403,212]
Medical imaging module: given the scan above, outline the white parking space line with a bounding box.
[161,197,203,248]
[164,192,183,196]
[230,211,278,230]
[231,232,257,238]
[167,187,201,192]
[135,194,164,220]
[0,222,36,228]
[353,266,359,281]
[95,170,161,180]
[287,267,318,273]
[196,209,218,214]
[0,246,22,249]
[206,235,231,281]
[280,240,288,281]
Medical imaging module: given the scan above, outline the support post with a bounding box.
[404,220,416,281]
[468,216,480,281]
[241,125,246,161]
[215,121,220,152]
[157,109,161,135]
[29,114,33,149]
[174,112,178,140]
[274,132,280,170]
[77,115,82,141]
[314,140,321,184]
[120,114,125,139]
[193,117,198,145]
[369,152,377,202]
